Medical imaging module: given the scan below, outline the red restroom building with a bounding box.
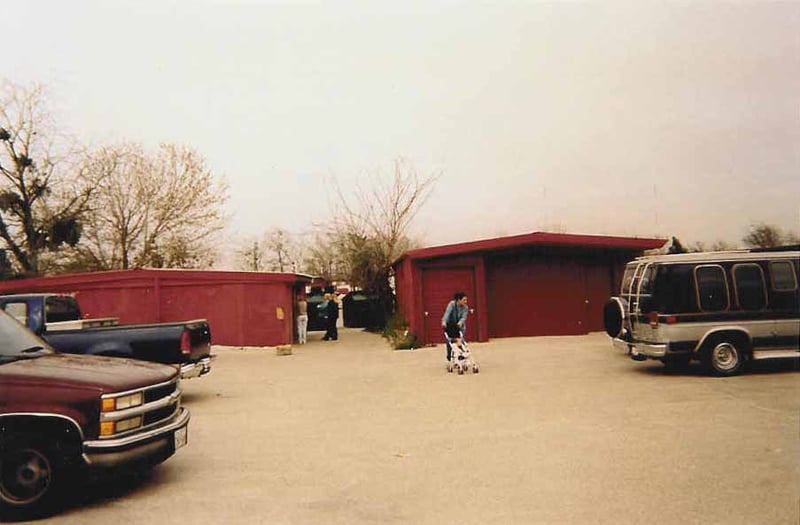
[0,269,311,347]
[392,232,666,346]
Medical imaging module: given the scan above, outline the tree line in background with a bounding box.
[234,159,438,325]
[0,80,438,326]
[2,79,797,327]
[0,80,227,278]
[668,223,800,254]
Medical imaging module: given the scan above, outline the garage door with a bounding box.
[421,267,476,345]
[487,256,587,337]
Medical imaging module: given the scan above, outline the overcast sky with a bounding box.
[2,0,798,252]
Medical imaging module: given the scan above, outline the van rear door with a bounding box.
[631,263,657,340]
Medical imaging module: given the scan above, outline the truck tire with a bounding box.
[0,434,70,519]
[705,339,747,377]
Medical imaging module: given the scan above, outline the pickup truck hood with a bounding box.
[0,353,179,393]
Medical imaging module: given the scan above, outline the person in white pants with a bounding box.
[296,294,308,344]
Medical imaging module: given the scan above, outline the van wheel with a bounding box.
[0,434,68,519]
[707,340,745,376]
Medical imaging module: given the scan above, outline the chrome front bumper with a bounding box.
[83,407,190,468]
[612,338,667,359]
[180,355,216,379]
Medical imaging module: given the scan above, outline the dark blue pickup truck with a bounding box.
[0,293,214,379]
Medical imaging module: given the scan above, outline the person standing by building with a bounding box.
[322,293,340,341]
[296,293,308,345]
[441,292,469,362]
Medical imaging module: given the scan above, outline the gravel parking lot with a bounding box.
[37,328,799,525]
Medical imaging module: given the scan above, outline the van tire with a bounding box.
[603,298,625,338]
[705,338,747,376]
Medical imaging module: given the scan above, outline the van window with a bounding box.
[652,264,697,313]
[695,265,729,312]
[620,266,636,295]
[733,264,767,310]
[769,261,798,291]
[638,265,657,295]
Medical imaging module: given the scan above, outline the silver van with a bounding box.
[603,247,799,375]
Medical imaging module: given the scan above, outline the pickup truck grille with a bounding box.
[144,403,179,426]
[145,380,178,403]
[100,377,182,439]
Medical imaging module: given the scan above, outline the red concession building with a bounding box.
[0,269,311,347]
[392,232,666,345]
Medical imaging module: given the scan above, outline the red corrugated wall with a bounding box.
[0,269,309,347]
[485,248,632,337]
[486,253,589,337]
[395,244,649,345]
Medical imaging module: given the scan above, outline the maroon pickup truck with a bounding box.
[0,309,190,519]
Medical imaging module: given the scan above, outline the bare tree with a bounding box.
[0,80,98,276]
[333,158,437,265]
[743,223,788,249]
[234,230,305,273]
[72,143,149,269]
[301,233,345,282]
[329,158,439,324]
[236,239,265,272]
[263,227,295,272]
[77,142,228,270]
[691,240,738,252]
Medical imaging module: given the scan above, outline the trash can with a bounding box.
[342,291,382,328]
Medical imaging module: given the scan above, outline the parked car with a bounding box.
[0,308,190,518]
[0,293,214,379]
[603,247,800,375]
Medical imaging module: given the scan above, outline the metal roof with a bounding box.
[0,268,312,293]
[395,231,667,264]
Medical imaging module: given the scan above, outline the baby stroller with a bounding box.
[445,329,479,374]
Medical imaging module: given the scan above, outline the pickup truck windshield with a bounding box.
[0,310,56,360]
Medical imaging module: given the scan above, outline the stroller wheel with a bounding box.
[458,366,465,375]
[473,366,479,374]
[447,363,453,373]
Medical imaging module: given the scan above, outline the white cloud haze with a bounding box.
[2,0,798,251]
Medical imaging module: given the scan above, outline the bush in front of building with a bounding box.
[382,312,417,350]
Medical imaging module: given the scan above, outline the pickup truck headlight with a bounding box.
[100,416,143,436]
[101,392,143,412]
[115,416,143,433]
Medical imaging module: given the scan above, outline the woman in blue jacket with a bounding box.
[441,291,468,361]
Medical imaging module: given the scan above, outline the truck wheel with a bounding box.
[707,340,745,376]
[0,435,67,518]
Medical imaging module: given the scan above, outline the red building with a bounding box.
[0,269,311,347]
[392,232,666,345]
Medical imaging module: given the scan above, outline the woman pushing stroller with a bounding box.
[442,291,469,359]
[442,292,478,373]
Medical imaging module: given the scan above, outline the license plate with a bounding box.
[174,425,188,450]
